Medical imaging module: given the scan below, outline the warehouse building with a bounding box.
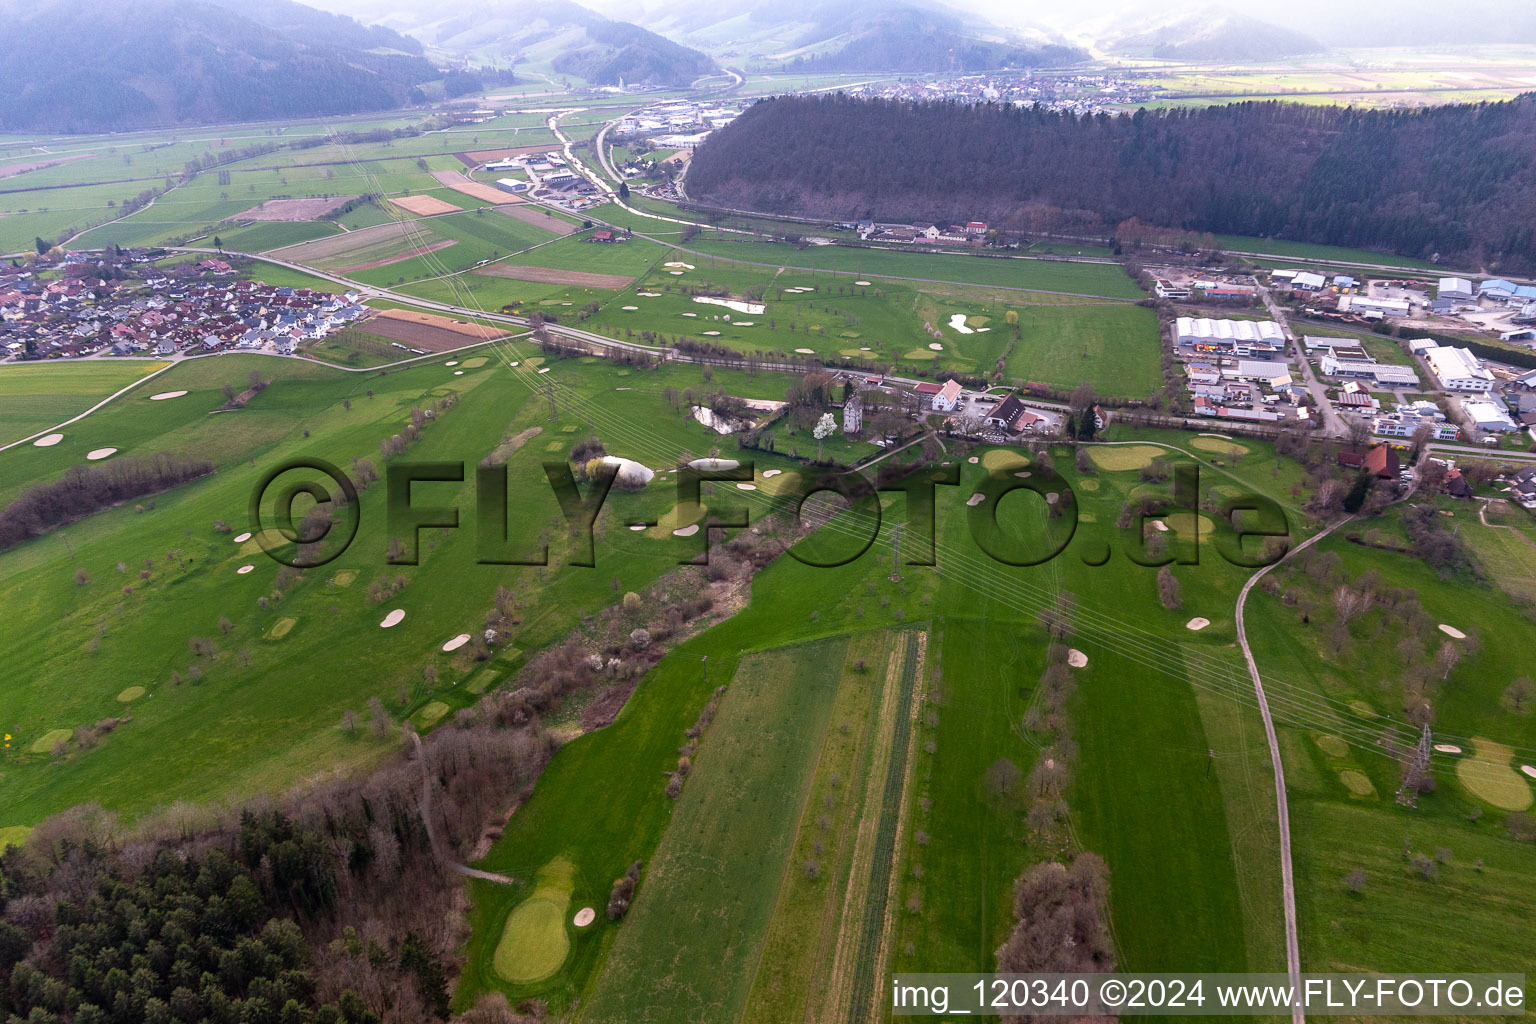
[1423,346,1495,392]
[1174,316,1286,356]
[1438,277,1475,302]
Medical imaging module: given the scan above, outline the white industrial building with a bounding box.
[1175,316,1286,356]
[1291,272,1327,291]
[1463,398,1518,432]
[1347,295,1412,317]
[1319,353,1419,387]
[1438,277,1475,302]
[1423,346,1495,392]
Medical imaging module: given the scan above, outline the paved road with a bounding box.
[1234,514,1353,1024]
[1258,281,1346,438]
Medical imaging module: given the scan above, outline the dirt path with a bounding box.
[818,630,925,1023]
[412,731,518,886]
[1234,515,1353,1024]
[1479,501,1536,550]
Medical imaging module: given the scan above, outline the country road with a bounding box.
[1234,513,1353,1024]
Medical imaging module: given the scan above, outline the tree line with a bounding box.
[689,93,1536,272]
[0,455,215,552]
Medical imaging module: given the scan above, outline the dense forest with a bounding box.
[688,94,1536,271]
[0,0,438,131]
[551,19,719,88]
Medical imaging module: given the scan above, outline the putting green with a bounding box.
[901,348,938,360]
[269,617,297,639]
[1314,734,1349,760]
[1190,436,1249,457]
[1077,479,1100,491]
[116,686,146,703]
[1088,445,1163,471]
[29,728,72,754]
[414,701,451,728]
[650,502,707,538]
[981,450,1030,472]
[1339,769,1376,797]
[461,357,489,368]
[466,668,501,695]
[1349,700,1378,718]
[0,826,31,851]
[239,530,290,557]
[331,569,357,587]
[1163,512,1216,537]
[1457,738,1533,811]
[494,858,577,984]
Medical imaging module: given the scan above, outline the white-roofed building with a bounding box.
[1438,277,1475,302]
[1423,346,1495,392]
[1347,295,1412,317]
[1463,399,1518,432]
[1174,316,1286,356]
[1292,272,1326,291]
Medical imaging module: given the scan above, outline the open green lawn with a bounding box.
[1216,234,1446,271]
[582,639,846,1024]
[1004,303,1164,398]
[0,360,171,446]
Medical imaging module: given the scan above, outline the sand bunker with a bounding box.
[537,367,550,374]
[149,390,188,401]
[948,313,974,334]
[693,295,764,315]
[1523,766,1536,780]
[673,524,700,537]
[669,270,684,276]
[681,312,698,317]
[233,532,252,543]
[689,457,740,471]
[1434,743,1463,754]
[33,433,63,447]
[854,280,871,286]
[763,469,783,477]
[1045,492,1060,504]
[1438,624,1466,639]
[1067,649,1088,668]
[445,360,459,366]
[236,564,255,575]
[664,261,695,269]
[737,482,758,490]
[637,291,661,297]
[703,331,721,336]
[1186,617,1210,631]
[380,609,405,628]
[621,305,638,310]
[573,908,595,927]
[508,361,520,367]
[795,348,815,354]
[628,524,647,531]
[966,493,986,506]
[442,633,471,652]
[929,343,943,351]
[735,321,755,326]
[86,448,117,460]
[1151,520,1170,532]
[968,456,979,464]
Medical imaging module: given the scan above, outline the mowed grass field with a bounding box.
[582,639,847,1024]
[0,360,170,446]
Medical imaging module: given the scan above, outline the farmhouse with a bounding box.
[931,378,963,412]
[984,393,1042,433]
[1363,445,1400,479]
[1423,346,1495,392]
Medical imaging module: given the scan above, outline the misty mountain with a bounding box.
[1105,9,1325,62]
[622,0,1085,73]
[0,0,436,131]
[688,93,1536,271]
[306,0,720,88]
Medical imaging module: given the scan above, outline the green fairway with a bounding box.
[1004,303,1163,398]
[0,360,171,446]
[583,639,847,1024]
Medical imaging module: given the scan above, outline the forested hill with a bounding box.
[687,94,1536,270]
[0,0,436,131]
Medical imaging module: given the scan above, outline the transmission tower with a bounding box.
[1395,723,1432,809]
